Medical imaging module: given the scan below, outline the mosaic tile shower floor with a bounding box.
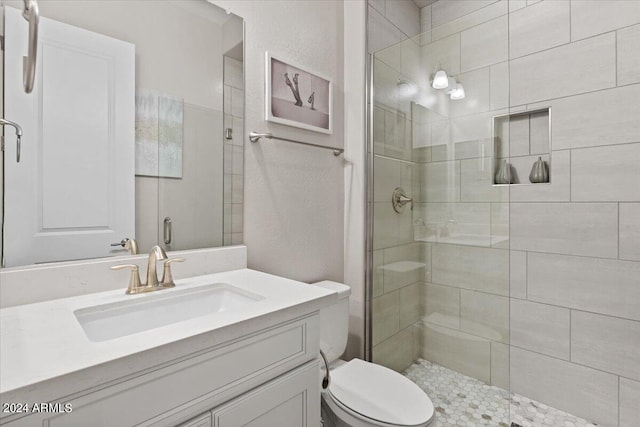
[404,359,598,427]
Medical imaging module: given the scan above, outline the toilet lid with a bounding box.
[329,359,434,426]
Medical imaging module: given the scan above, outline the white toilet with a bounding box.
[311,281,435,427]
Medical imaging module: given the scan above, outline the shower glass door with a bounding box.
[370,15,512,426]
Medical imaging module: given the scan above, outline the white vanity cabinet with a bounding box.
[211,361,319,427]
[178,361,319,427]
[1,314,321,427]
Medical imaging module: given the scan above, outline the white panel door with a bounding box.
[3,7,135,266]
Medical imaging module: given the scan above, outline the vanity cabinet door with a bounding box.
[212,360,320,427]
[178,412,212,427]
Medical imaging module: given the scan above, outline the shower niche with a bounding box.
[493,107,551,185]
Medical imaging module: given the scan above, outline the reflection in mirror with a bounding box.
[1,1,244,267]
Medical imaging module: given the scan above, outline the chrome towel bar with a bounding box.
[249,131,344,156]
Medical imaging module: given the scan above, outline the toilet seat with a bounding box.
[326,359,434,427]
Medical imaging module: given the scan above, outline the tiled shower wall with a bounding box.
[504,2,640,426]
[223,56,244,246]
[371,1,640,426]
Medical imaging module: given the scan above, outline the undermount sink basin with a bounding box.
[74,283,264,342]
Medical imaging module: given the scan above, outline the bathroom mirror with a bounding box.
[0,0,244,267]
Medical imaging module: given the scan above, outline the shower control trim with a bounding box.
[392,187,413,213]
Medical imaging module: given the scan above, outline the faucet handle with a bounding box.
[161,258,185,288]
[111,264,144,294]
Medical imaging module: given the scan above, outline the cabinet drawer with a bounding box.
[212,360,320,427]
[4,314,319,427]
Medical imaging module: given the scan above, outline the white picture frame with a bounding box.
[265,52,333,134]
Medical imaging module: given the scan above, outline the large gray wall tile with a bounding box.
[449,67,491,118]
[620,203,640,261]
[400,282,422,329]
[373,202,397,249]
[509,0,570,58]
[421,161,460,202]
[421,33,461,77]
[368,0,385,14]
[372,250,384,298]
[432,1,507,42]
[431,0,498,28]
[506,114,530,157]
[571,0,640,41]
[385,0,421,38]
[509,150,571,202]
[490,62,509,110]
[491,341,509,389]
[510,33,616,105]
[382,243,428,292]
[510,299,570,360]
[461,15,508,72]
[551,84,640,150]
[372,291,399,345]
[620,378,640,427]
[510,347,619,427]
[432,244,509,296]
[374,155,401,202]
[510,203,618,258]
[423,282,460,329]
[373,326,416,372]
[510,250,527,299]
[420,5,432,34]
[368,5,407,53]
[421,202,491,244]
[572,143,640,202]
[528,253,640,321]
[529,110,550,155]
[450,112,494,144]
[491,203,508,248]
[571,311,640,380]
[618,24,640,86]
[460,290,509,343]
[461,158,508,202]
[422,322,491,383]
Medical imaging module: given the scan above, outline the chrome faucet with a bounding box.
[111,245,184,294]
[146,245,168,288]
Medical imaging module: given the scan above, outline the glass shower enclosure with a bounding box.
[368,15,515,426]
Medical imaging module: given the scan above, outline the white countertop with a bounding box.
[0,268,336,402]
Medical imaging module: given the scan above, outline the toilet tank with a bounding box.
[310,281,351,363]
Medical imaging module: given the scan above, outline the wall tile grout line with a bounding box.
[615,29,619,88]
[618,375,621,427]
[524,251,528,300]
[618,202,621,260]
[510,295,639,325]
[569,309,572,362]
[509,342,636,381]
[509,235,633,261]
